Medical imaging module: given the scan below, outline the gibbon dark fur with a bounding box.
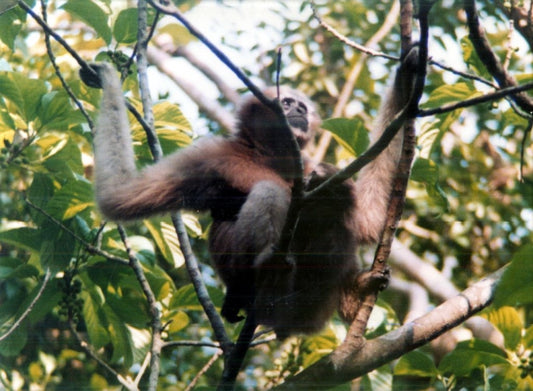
[80,48,416,337]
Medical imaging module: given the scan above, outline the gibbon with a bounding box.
[80,46,417,338]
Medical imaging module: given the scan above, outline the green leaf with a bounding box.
[61,0,112,45]
[439,339,508,377]
[80,274,109,349]
[410,158,448,208]
[103,305,134,365]
[0,227,41,252]
[28,173,55,212]
[394,351,438,378]
[0,71,47,122]
[494,244,533,308]
[144,220,184,268]
[483,307,523,350]
[166,310,190,335]
[170,284,224,310]
[157,23,195,46]
[113,8,138,44]
[45,178,94,220]
[37,91,85,132]
[322,117,369,157]
[0,5,24,49]
[0,319,28,356]
[0,0,17,14]
[0,258,39,279]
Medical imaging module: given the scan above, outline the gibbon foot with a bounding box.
[356,267,391,294]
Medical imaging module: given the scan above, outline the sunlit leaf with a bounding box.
[322,117,369,157]
[495,244,533,308]
[113,8,138,44]
[439,339,508,377]
[61,0,112,45]
[483,307,522,351]
[395,351,438,378]
[0,71,47,122]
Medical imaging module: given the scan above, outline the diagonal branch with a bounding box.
[464,0,533,113]
[271,265,505,390]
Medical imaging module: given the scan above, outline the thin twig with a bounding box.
[132,2,163,389]
[25,199,130,266]
[185,350,223,391]
[310,1,398,61]
[39,0,94,130]
[0,268,51,342]
[170,214,232,352]
[69,321,138,390]
[418,81,533,116]
[313,0,400,162]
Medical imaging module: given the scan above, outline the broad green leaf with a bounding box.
[0,71,47,122]
[37,91,85,132]
[144,219,185,268]
[410,157,448,207]
[106,292,150,329]
[170,283,224,310]
[483,307,522,350]
[61,0,112,45]
[80,274,109,349]
[0,5,23,49]
[113,8,138,44]
[394,351,438,378]
[0,318,27,356]
[0,0,17,14]
[45,178,94,220]
[439,339,508,377]
[166,310,190,335]
[157,23,195,46]
[322,117,369,157]
[422,82,480,110]
[0,227,41,252]
[41,137,84,177]
[103,304,134,365]
[0,258,39,279]
[494,244,533,308]
[27,173,55,211]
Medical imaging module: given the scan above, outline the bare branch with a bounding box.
[464,0,533,113]
[313,0,401,162]
[39,0,94,130]
[418,81,533,116]
[69,321,138,390]
[0,268,51,342]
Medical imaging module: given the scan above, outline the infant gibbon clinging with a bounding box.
[80,46,417,338]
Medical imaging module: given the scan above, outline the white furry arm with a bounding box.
[91,64,137,217]
[354,47,417,244]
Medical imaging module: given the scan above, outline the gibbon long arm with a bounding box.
[86,63,289,221]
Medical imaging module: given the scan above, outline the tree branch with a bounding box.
[312,0,401,163]
[464,0,533,113]
[0,268,51,342]
[272,265,505,390]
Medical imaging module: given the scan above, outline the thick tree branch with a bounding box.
[272,265,505,390]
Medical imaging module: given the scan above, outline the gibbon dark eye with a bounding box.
[297,102,308,115]
[281,97,295,110]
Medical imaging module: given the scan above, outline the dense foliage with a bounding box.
[0,0,532,389]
